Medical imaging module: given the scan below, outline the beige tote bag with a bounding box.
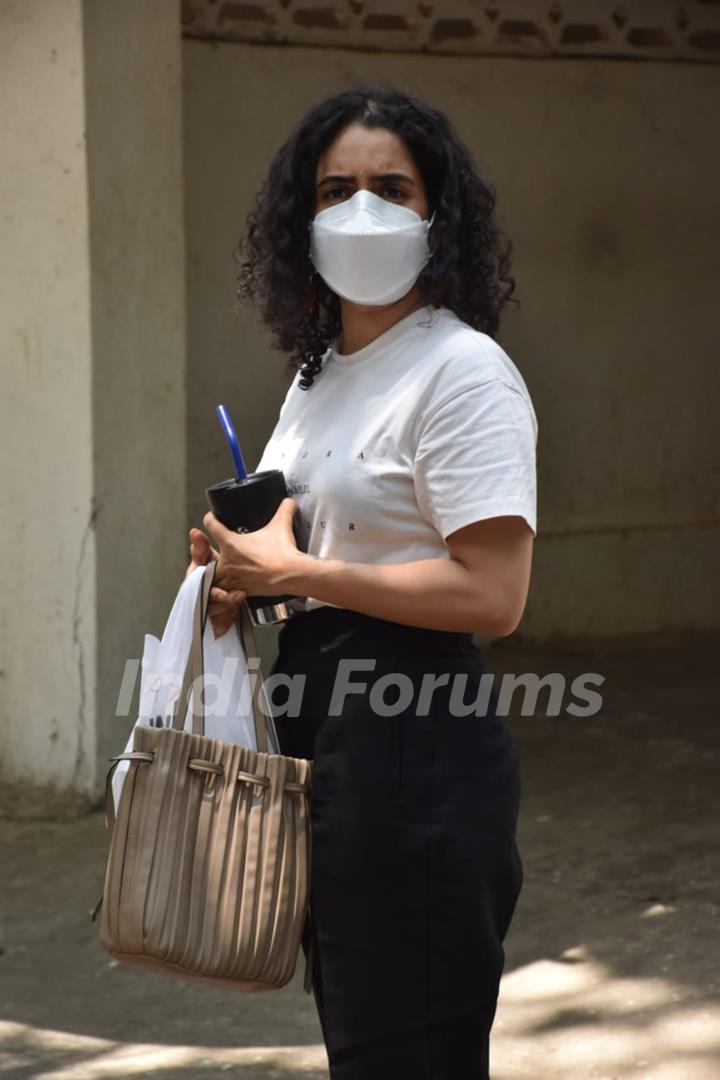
[91,559,313,992]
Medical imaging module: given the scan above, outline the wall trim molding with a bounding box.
[182,1,720,64]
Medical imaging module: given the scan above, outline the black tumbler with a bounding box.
[205,469,306,625]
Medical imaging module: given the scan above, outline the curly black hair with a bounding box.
[234,83,517,390]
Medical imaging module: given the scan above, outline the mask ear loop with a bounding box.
[425,210,438,267]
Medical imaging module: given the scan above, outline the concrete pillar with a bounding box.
[0,0,186,809]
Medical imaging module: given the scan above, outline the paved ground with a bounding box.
[1,629,718,1079]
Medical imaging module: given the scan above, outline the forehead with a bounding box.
[315,123,418,179]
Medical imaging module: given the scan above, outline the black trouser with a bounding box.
[269,605,524,1080]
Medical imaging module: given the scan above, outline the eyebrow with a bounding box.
[317,172,416,188]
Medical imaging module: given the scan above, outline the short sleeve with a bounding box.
[413,378,538,541]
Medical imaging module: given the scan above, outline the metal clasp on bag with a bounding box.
[188,757,224,800]
[236,769,271,805]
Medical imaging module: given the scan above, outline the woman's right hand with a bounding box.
[186,527,247,639]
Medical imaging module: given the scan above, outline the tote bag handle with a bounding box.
[169,560,280,755]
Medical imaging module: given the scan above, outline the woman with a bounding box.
[188,85,537,1080]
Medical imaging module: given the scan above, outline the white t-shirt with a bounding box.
[254,303,538,612]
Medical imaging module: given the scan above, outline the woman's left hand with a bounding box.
[200,497,303,598]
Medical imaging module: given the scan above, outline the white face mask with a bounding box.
[308,188,435,306]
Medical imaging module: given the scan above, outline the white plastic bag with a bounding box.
[111,564,263,813]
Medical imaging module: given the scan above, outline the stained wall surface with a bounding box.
[0,0,95,794]
[0,0,186,798]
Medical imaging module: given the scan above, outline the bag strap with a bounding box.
[169,559,216,734]
[170,561,281,754]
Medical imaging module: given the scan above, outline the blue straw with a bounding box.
[215,404,247,481]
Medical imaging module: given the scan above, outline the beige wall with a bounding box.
[0,0,96,794]
[0,0,186,801]
[183,40,720,639]
[83,0,187,786]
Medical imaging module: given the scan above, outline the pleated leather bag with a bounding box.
[91,559,313,992]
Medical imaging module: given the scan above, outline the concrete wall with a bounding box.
[0,0,96,796]
[0,0,186,803]
[82,0,187,790]
[183,40,720,640]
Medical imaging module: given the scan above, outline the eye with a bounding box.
[379,185,406,200]
[324,186,350,201]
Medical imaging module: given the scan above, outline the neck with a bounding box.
[336,284,427,356]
